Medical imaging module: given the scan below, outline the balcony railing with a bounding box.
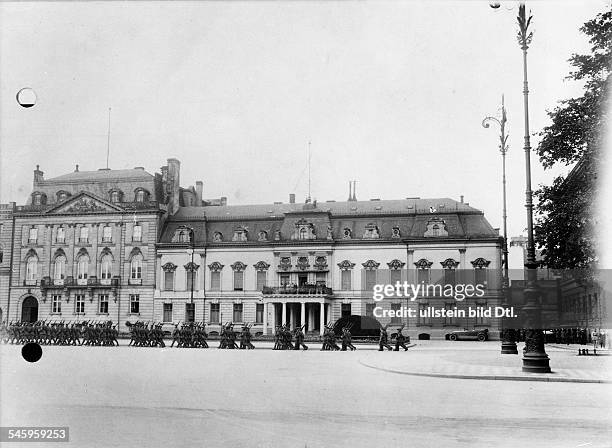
[262,284,333,295]
[41,276,121,288]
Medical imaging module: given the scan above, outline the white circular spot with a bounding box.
[16,87,37,108]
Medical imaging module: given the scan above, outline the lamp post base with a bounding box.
[501,341,518,354]
[522,352,551,373]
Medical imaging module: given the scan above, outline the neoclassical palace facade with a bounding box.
[1,160,503,338]
[155,197,503,339]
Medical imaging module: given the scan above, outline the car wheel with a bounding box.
[449,334,458,341]
[477,333,486,341]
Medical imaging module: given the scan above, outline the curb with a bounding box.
[358,360,612,384]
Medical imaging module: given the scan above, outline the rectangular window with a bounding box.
[102,226,112,242]
[185,303,195,322]
[474,268,487,286]
[210,303,220,323]
[390,269,402,285]
[56,227,65,243]
[256,271,267,290]
[28,227,38,243]
[233,271,244,291]
[280,274,290,286]
[233,303,243,322]
[79,226,89,243]
[444,269,456,286]
[444,303,455,325]
[99,295,109,314]
[130,294,140,314]
[133,225,142,242]
[365,303,375,316]
[75,295,85,314]
[365,270,377,291]
[164,271,174,291]
[210,271,221,291]
[186,271,196,291]
[391,302,401,324]
[163,303,173,323]
[256,303,264,323]
[315,272,326,285]
[341,270,351,290]
[341,303,351,317]
[52,295,62,313]
[417,269,429,285]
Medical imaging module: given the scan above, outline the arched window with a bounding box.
[101,254,113,281]
[432,224,440,237]
[110,190,122,203]
[299,227,308,240]
[135,190,146,202]
[25,254,38,283]
[178,230,188,243]
[53,255,66,281]
[131,253,143,281]
[77,253,89,284]
[56,191,70,202]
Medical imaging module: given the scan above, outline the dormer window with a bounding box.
[343,228,352,239]
[258,231,268,241]
[109,190,122,203]
[213,232,223,242]
[32,192,47,206]
[292,219,316,240]
[363,224,380,239]
[56,191,70,202]
[232,227,248,242]
[392,227,401,238]
[134,189,148,203]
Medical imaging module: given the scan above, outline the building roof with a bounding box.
[45,168,154,183]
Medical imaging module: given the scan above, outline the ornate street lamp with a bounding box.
[516,3,550,372]
[483,96,518,354]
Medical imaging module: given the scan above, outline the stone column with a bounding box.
[262,302,268,336]
[290,304,295,329]
[282,302,287,326]
[301,302,306,329]
[319,302,325,336]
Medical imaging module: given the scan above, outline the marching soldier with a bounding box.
[394,324,409,351]
[293,325,308,350]
[239,323,255,349]
[378,324,393,351]
[341,323,356,351]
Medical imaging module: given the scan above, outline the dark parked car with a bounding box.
[445,328,489,341]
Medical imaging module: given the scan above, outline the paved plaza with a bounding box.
[1,341,611,448]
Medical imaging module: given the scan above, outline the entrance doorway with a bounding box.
[21,296,39,323]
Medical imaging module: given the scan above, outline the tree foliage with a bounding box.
[534,7,610,269]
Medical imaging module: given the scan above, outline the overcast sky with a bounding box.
[0,0,607,267]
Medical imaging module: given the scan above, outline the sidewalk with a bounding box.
[357,342,612,383]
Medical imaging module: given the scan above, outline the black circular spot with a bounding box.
[16,87,37,108]
[22,342,43,363]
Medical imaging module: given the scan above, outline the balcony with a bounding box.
[41,276,121,289]
[262,283,333,295]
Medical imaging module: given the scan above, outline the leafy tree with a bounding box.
[534,7,610,269]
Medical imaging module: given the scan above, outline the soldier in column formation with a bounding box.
[219,322,239,349]
[126,321,168,347]
[239,323,255,349]
[0,320,120,346]
[292,324,308,350]
[378,324,393,351]
[393,324,409,351]
[273,324,294,350]
[341,323,356,351]
[321,323,340,351]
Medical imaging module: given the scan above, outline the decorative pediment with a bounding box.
[45,192,122,215]
[337,260,355,270]
[278,256,292,271]
[253,261,271,271]
[391,227,401,238]
[414,258,433,269]
[171,226,192,243]
[212,232,223,242]
[362,260,380,270]
[208,262,224,272]
[232,226,248,242]
[231,261,247,272]
[314,256,328,270]
[441,258,460,269]
[471,257,491,268]
[424,218,449,237]
[296,256,310,270]
[292,219,316,240]
[258,231,268,242]
[342,228,352,239]
[363,223,380,239]
[387,259,406,270]
[162,262,178,272]
[184,261,200,272]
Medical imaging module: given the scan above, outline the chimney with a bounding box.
[460,195,464,203]
[221,196,227,206]
[289,193,295,204]
[33,165,44,184]
[347,181,353,201]
[195,181,203,206]
[352,180,357,201]
[166,158,181,215]
[75,164,79,172]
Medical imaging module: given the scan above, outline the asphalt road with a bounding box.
[1,342,610,448]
